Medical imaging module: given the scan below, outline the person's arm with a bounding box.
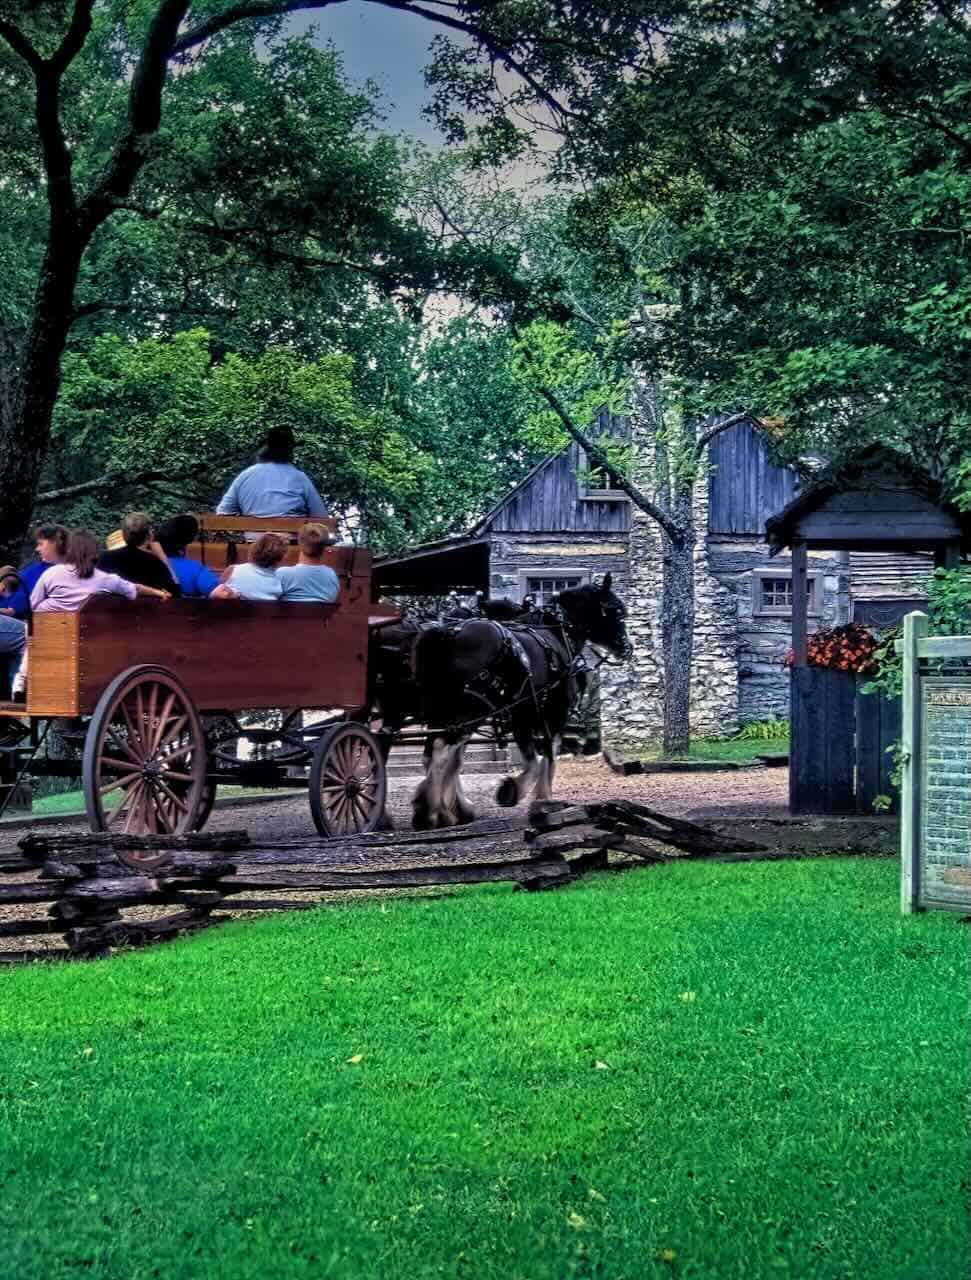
[29,574,51,611]
[209,583,241,600]
[144,538,180,589]
[302,474,328,518]
[216,475,242,514]
[132,583,170,600]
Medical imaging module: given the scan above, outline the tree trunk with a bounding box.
[660,526,695,757]
[0,237,84,560]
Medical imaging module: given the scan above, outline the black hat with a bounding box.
[157,514,199,555]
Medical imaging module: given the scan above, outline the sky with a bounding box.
[294,2,447,141]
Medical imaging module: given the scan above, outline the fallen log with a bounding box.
[526,825,616,855]
[18,829,251,858]
[0,882,66,905]
[65,909,215,955]
[596,800,767,856]
[0,949,70,965]
[186,858,573,894]
[0,916,67,938]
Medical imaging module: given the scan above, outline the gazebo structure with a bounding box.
[765,445,971,814]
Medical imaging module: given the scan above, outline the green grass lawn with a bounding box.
[0,859,966,1280]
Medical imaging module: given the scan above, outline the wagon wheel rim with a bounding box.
[310,724,387,838]
[83,667,207,858]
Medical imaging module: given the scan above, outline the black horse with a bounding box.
[410,576,630,828]
[363,595,531,738]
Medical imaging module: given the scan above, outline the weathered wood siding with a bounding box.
[708,421,799,535]
[484,440,631,535]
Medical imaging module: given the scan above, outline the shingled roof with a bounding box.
[765,444,971,555]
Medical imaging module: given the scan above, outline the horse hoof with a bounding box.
[495,778,518,807]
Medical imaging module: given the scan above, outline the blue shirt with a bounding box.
[279,563,340,603]
[216,463,327,518]
[227,563,283,601]
[168,555,220,598]
[5,561,54,619]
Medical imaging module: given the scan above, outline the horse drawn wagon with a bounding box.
[0,517,390,839]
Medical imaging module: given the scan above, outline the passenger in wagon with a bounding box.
[216,426,327,519]
[1,522,68,619]
[156,515,220,598]
[31,530,173,612]
[98,512,182,597]
[279,523,339,603]
[211,532,288,601]
[0,606,26,697]
[12,530,172,696]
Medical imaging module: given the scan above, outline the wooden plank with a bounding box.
[791,541,809,667]
[900,611,927,914]
[798,511,961,540]
[914,636,971,658]
[790,667,856,814]
[195,515,338,537]
[26,612,80,717]
[855,685,902,815]
[74,577,369,714]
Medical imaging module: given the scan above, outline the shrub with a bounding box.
[734,718,789,741]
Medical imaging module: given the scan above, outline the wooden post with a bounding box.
[791,541,809,667]
[900,610,928,914]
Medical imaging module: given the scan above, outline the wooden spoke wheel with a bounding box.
[83,666,208,854]
[309,722,387,837]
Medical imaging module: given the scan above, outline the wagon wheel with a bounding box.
[83,665,208,852]
[309,722,387,837]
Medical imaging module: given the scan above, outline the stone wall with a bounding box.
[599,414,739,753]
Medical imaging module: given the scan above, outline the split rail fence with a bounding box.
[0,801,765,960]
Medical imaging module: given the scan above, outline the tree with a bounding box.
[0,0,672,559]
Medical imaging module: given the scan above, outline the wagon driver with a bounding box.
[216,425,328,519]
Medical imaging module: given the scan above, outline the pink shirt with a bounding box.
[31,564,138,613]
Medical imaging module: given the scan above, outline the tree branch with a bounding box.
[79,0,192,233]
[693,410,753,459]
[173,0,574,123]
[36,469,176,504]
[535,386,682,542]
[49,0,95,74]
[0,20,42,71]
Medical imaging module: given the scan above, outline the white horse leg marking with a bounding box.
[424,735,454,827]
[496,741,544,808]
[440,738,474,825]
[534,735,561,801]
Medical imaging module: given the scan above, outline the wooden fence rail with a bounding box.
[0,801,765,960]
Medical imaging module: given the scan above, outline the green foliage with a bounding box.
[734,718,790,742]
[865,568,971,702]
[1,860,967,1279]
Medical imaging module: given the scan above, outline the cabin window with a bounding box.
[521,571,589,606]
[752,570,822,616]
[578,411,630,502]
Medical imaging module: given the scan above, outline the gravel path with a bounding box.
[0,758,790,955]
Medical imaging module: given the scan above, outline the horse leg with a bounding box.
[413,734,453,829]
[495,732,545,808]
[442,739,476,825]
[534,734,561,802]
